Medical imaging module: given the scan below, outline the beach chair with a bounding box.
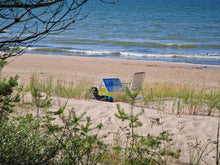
[124,72,146,100]
[98,73,146,102]
[99,78,123,97]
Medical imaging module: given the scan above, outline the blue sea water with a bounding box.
[28,0,220,65]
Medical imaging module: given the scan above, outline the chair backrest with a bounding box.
[130,72,145,90]
[103,78,123,92]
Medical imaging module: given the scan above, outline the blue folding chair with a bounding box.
[99,78,123,97]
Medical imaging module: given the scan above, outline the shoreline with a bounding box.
[26,52,220,68]
[2,53,220,88]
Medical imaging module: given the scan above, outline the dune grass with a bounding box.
[143,81,220,116]
[22,73,93,99]
[19,73,220,117]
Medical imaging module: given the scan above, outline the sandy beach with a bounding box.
[2,53,220,87]
[2,53,220,164]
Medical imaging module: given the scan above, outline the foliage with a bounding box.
[25,73,220,117]
[144,81,220,116]
[25,73,92,99]
[58,109,107,164]
[204,89,220,115]
[0,59,7,71]
[0,94,107,164]
[114,87,180,164]
[115,86,144,135]
[31,87,52,116]
[0,114,59,164]
[0,57,107,164]
[0,60,20,121]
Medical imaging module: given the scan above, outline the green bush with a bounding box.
[113,87,180,164]
[58,109,107,164]
[0,114,59,164]
[0,60,20,121]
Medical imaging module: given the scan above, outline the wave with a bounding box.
[58,39,203,49]
[120,52,220,59]
[30,47,120,55]
[51,38,220,52]
[69,49,121,55]
[27,47,220,60]
[207,45,220,49]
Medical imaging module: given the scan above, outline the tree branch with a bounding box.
[0,0,65,8]
[0,0,117,59]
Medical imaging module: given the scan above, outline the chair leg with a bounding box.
[150,88,153,97]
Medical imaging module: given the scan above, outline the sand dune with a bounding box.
[3,53,220,164]
[47,96,218,164]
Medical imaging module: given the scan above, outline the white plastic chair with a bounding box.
[124,72,146,100]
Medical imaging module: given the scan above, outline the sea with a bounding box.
[27,0,220,65]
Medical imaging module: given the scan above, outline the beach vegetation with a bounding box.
[112,87,181,164]
[20,72,220,117]
[0,114,60,164]
[143,81,220,116]
[0,60,20,122]
[24,73,93,99]
[0,68,220,164]
[0,71,107,164]
[57,109,107,164]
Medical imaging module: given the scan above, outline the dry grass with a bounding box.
[18,73,220,117]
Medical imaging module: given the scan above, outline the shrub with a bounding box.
[0,60,20,121]
[114,87,180,164]
[0,114,59,164]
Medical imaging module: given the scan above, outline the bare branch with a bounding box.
[0,0,65,8]
[0,0,117,60]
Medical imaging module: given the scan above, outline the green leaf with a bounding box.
[133,86,141,99]
[53,107,65,115]
[125,86,133,99]
[0,59,7,71]
[97,122,103,129]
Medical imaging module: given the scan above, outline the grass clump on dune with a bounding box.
[143,81,220,116]
[22,73,220,117]
[19,73,220,117]
[22,73,93,99]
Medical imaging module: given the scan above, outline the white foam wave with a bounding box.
[26,47,35,50]
[120,52,220,59]
[27,47,220,60]
[69,49,114,55]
